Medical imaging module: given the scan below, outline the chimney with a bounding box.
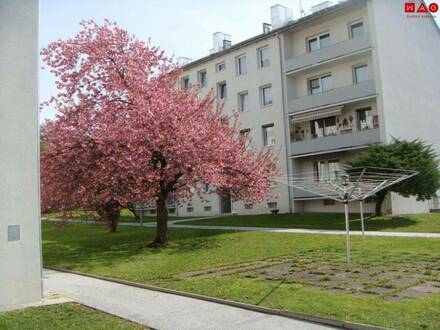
[270,4,293,29]
[262,23,272,34]
[210,32,232,54]
[176,57,193,66]
[311,1,333,13]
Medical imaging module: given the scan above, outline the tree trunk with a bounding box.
[99,206,120,232]
[126,204,140,220]
[149,195,169,247]
[375,191,386,217]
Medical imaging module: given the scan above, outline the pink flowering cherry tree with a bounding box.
[41,21,278,246]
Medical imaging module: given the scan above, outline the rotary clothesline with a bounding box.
[274,167,418,263]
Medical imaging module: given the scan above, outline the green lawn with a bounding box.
[43,208,192,223]
[42,222,440,329]
[179,213,440,233]
[0,303,147,329]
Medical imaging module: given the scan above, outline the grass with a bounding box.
[0,303,147,329]
[43,208,192,223]
[179,212,440,233]
[42,221,440,329]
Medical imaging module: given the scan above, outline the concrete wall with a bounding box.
[298,199,375,213]
[0,0,42,309]
[368,0,440,214]
[181,34,291,215]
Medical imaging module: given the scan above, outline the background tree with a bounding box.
[348,139,439,216]
[41,21,277,244]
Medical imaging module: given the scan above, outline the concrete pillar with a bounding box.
[0,0,42,309]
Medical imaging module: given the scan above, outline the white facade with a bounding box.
[0,0,42,309]
[176,0,439,217]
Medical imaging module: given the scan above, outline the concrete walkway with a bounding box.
[167,223,440,238]
[43,217,440,238]
[43,269,334,330]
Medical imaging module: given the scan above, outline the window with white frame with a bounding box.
[216,61,226,72]
[238,91,249,112]
[267,202,278,209]
[328,160,341,180]
[258,46,270,68]
[350,21,364,39]
[310,116,337,138]
[240,128,251,150]
[357,107,374,130]
[236,55,247,75]
[262,124,275,146]
[354,64,368,83]
[217,81,227,99]
[308,74,332,95]
[314,159,340,182]
[261,84,273,107]
[314,160,327,182]
[197,69,207,87]
[181,76,189,89]
[307,32,331,52]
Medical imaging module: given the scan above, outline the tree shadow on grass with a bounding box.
[42,221,236,272]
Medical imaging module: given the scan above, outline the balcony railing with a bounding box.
[285,33,372,74]
[293,188,321,199]
[290,127,380,157]
[288,79,376,114]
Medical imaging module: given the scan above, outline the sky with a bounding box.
[39,0,440,122]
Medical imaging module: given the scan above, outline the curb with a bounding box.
[44,266,390,330]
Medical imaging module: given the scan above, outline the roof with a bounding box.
[182,0,366,71]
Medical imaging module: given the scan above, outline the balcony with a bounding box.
[290,128,380,157]
[293,188,321,199]
[285,33,372,74]
[288,79,376,114]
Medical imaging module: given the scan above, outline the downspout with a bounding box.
[277,32,294,213]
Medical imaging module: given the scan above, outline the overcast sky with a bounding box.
[39,0,440,122]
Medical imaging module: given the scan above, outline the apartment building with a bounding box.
[172,0,440,217]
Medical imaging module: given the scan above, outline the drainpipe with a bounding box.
[277,33,294,213]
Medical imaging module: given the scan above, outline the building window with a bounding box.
[168,207,176,214]
[314,160,327,181]
[217,81,227,99]
[181,76,189,89]
[258,46,270,68]
[244,203,254,209]
[149,209,156,214]
[354,64,368,84]
[197,70,207,88]
[216,61,226,72]
[236,55,247,75]
[350,21,364,39]
[357,107,374,130]
[314,160,340,182]
[328,160,341,180]
[186,207,194,213]
[311,116,337,138]
[238,91,249,112]
[240,128,251,150]
[308,74,332,95]
[263,124,275,146]
[267,202,278,209]
[204,206,212,212]
[307,32,331,52]
[261,85,273,107]
[323,199,335,206]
